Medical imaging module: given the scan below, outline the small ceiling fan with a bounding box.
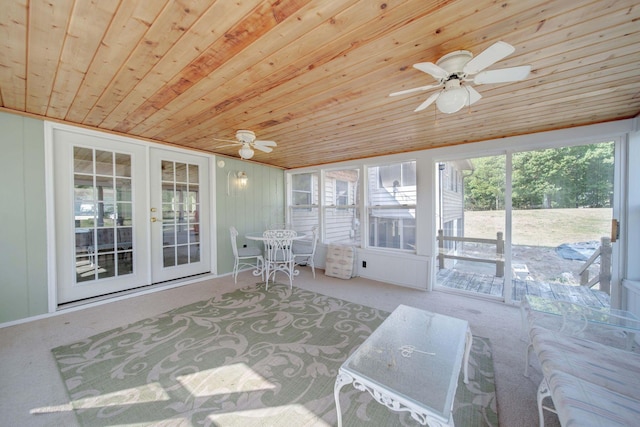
[214,130,277,160]
[390,41,531,114]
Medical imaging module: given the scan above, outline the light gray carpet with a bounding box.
[52,285,498,426]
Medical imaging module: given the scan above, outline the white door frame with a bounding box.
[425,120,633,305]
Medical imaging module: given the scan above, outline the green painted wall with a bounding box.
[215,157,285,275]
[0,111,284,323]
[0,112,48,323]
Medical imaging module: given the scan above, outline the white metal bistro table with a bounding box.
[245,231,308,242]
[245,231,307,280]
[334,305,473,427]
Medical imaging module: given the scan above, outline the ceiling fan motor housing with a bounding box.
[436,50,473,77]
[235,130,256,144]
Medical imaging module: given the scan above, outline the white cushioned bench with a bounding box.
[528,325,640,426]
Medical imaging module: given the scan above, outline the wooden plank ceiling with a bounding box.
[1,0,639,169]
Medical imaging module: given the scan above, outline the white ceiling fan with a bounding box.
[390,41,531,114]
[214,130,277,159]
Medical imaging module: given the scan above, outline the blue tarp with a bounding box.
[555,241,599,261]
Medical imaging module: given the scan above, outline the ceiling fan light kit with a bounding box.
[239,145,255,159]
[436,79,469,114]
[390,41,531,115]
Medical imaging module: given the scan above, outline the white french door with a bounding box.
[53,128,149,303]
[52,126,210,304]
[149,149,210,283]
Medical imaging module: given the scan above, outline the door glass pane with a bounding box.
[436,156,506,298]
[74,147,134,283]
[115,153,131,177]
[117,203,132,226]
[162,225,175,244]
[160,160,200,268]
[97,203,115,227]
[74,147,93,173]
[175,163,187,182]
[116,178,132,202]
[188,185,199,205]
[177,245,189,265]
[74,175,95,227]
[510,142,614,302]
[76,255,94,282]
[118,252,133,275]
[117,227,133,250]
[188,164,199,183]
[95,150,113,175]
[190,244,200,263]
[161,161,173,181]
[97,254,116,279]
[96,228,114,253]
[163,247,176,267]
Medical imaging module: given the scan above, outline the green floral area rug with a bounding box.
[52,286,498,426]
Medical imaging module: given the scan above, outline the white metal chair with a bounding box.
[263,229,297,289]
[229,226,263,283]
[293,226,319,278]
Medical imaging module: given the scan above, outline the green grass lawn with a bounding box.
[464,208,612,247]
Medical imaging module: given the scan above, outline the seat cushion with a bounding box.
[324,244,354,279]
[547,370,640,427]
[531,326,640,399]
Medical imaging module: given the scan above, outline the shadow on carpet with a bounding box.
[51,285,498,426]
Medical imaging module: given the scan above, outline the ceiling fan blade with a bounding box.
[466,86,482,105]
[390,84,441,97]
[215,143,240,149]
[254,145,273,153]
[463,41,515,75]
[212,137,239,144]
[254,139,277,147]
[413,62,449,80]
[473,65,531,84]
[414,91,441,112]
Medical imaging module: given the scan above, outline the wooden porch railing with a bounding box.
[437,230,504,277]
[578,236,611,294]
[438,232,611,293]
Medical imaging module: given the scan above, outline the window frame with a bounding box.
[365,160,417,252]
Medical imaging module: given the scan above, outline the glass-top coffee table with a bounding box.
[334,305,472,427]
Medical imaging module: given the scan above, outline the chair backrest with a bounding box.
[309,226,319,254]
[263,229,297,262]
[229,226,240,257]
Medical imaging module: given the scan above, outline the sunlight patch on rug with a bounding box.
[177,363,275,396]
[51,285,498,426]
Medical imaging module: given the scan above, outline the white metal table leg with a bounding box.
[463,328,473,384]
[334,371,354,427]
